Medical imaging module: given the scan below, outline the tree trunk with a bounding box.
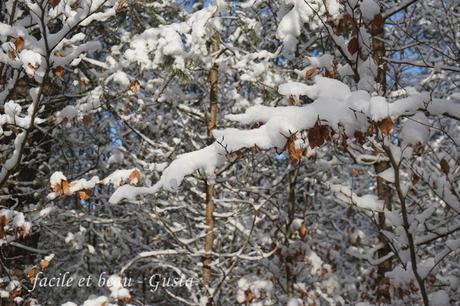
[202,31,220,304]
[371,7,392,305]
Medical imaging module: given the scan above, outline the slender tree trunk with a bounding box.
[284,168,297,297]
[202,31,220,304]
[385,147,430,306]
[371,8,393,305]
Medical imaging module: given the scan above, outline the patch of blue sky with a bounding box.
[104,111,122,147]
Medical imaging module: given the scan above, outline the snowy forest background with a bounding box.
[0,0,460,305]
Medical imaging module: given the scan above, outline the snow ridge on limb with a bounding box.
[108,76,459,204]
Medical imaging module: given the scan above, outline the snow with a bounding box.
[65,232,75,245]
[82,296,109,306]
[102,169,139,187]
[377,167,395,183]
[385,210,401,226]
[429,290,450,306]
[2,132,26,172]
[47,174,99,200]
[109,143,225,202]
[446,238,460,251]
[325,0,340,16]
[369,97,389,121]
[0,209,13,223]
[106,71,130,88]
[107,275,131,300]
[68,176,100,193]
[278,82,314,96]
[109,76,444,203]
[400,112,430,147]
[4,101,21,117]
[12,212,25,227]
[287,298,303,306]
[56,105,78,122]
[277,7,301,57]
[360,0,380,21]
[20,50,43,77]
[50,171,67,187]
[385,265,413,287]
[331,184,385,212]
[308,53,334,70]
[236,275,274,304]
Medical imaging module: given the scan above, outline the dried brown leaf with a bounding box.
[61,180,69,194]
[304,67,317,80]
[351,168,362,177]
[440,158,449,174]
[370,14,384,34]
[287,134,304,163]
[299,223,308,238]
[27,266,37,283]
[77,190,90,200]
[39,259,49,271]
[244,290,253,303]
[377,117,393,135]
[82,115,92,125]
[53,66,64,78]
[49,0,60,8]
[347,37,359,54]
[130,80,140,94]
[354,130,366,145]
[14,36,24,52]
[129,169,141,185]
[308,122,331,148]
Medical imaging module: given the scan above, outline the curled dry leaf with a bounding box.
[82,115,92,125]
[304,67,317,80]
[9,284,22,300]
[347,37,359,54]
[317,267,329,277]
[308,122,332,148]
[376,117,393,135]
[351,168,363,177]
[16,224,31,239]
[14,36,24,52]
[129,169,141,185]
[27,266,37,283]
[411,173,420,185]
[370,14,384,35]
[49,0,61,9]
[440,158,449,174]
[39,259,49,270]
[51,179,69,194]
[287,133,304,163]
[130,80,140,94]
[324,68,337,78]
[62,180,69,194]
[53,50,64,57]
[299,223,308,238]
[244,290,253,303]
[116,0,128,11]
[354,130,366,145]
[53,66,64,78]
[77,190,90,200]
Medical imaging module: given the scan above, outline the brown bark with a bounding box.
[285,168,297,296]
[202,31,220,304]
[371,9,392,305]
